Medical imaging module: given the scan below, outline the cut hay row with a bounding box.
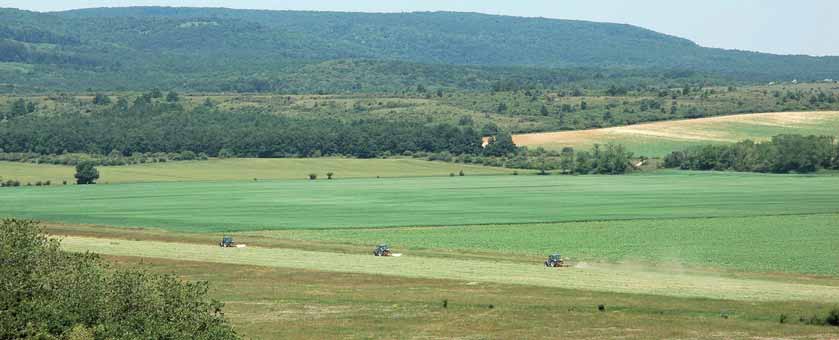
[61,236,839,303]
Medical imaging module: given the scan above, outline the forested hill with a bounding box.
[1,7,838,92]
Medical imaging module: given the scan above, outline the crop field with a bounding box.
[0,157,516,184]
[5,159,839,338]
[59,235,839,302]
[256,214,839,276]
[514,111,839,156]
[3,172,839,232]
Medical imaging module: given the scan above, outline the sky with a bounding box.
[1,0,836,56]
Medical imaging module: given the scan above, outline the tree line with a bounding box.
[664,134,839,173]
[0,102,485,159]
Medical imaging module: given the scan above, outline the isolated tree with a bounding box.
[9,99,28,116]
[74,161,100,185]
[559,147,576,174]
[483,131,517,157]
[167,91,180,102]
[93,93,111,105]
[150,88,163,98]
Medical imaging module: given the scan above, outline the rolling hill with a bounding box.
[1,7,838,92]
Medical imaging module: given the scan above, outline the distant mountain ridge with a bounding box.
[0,7,837,92]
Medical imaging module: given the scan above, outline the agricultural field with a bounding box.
[513,111,839,156]
[3,172,839,231]
[4,160,839,338]
[0,157,516,184]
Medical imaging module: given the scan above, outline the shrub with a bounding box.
[827,308,839,326]
[308,173,317,180]
[459,170,465,176]
[0,219,238,339]
[779,314,788,324]
[327,172,334,180]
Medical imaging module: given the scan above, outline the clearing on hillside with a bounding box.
[513,111,839,156]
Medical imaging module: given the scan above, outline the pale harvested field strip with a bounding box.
[513,111,839,146]
[61,236,839,303]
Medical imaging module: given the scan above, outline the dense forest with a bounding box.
[0,97,484,158]
[1,7,838,92]
[664,135,839,173]
[0,91,642,173]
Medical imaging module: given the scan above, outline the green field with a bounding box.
[259,214,839,276]
[0,158,516,184]
[59,235,839,302]
[6,160,839,338]
[3,171,839,232]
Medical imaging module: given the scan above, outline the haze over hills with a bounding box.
[1,6,838,92]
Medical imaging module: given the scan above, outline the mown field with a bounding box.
[513,111,839,156]
[0,157,516,184]
[257,214,839,276]
[3,172,839,232]
[5,158,839,338]
[106,256,839,340]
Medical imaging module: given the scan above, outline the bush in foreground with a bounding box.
[0,219,238,339]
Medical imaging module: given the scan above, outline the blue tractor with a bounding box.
[219,236,236,248]
[544,253,567,268]
[373,244,392,256]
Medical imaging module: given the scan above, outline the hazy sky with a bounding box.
[1,0,836,56]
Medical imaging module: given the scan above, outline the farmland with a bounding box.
[6,156,839,338]
[512,110,839,156]
[0,158,516,184]
[3,172,839,232]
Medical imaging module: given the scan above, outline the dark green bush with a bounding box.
[0,219,238,339]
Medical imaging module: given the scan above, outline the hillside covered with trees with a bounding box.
[1,7,838,92]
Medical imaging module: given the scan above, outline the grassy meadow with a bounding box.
[0,157,516,184]
[3,172,839,231]
[109,256,839,340]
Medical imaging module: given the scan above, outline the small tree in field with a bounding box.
[75,161,100,185]
[308,173,317,180]
[326,172,334,180]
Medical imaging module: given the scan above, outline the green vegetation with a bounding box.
[2,8,839,92]
[260,214,839,276]
[513,110,839,157]
[73,161,99,185]
[3,172,839,231]
[665,134,839,173]
[59,235,839,302]
[0,219,237,339]
[0,158,516,184]
[107,257,839,339]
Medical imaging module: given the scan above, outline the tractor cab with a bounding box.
[545,253,565,267]
[373,244,392,257]
[219,236,235,248]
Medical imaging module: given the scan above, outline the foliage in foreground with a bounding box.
[0,219,238,340]
[664,134,839,173]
